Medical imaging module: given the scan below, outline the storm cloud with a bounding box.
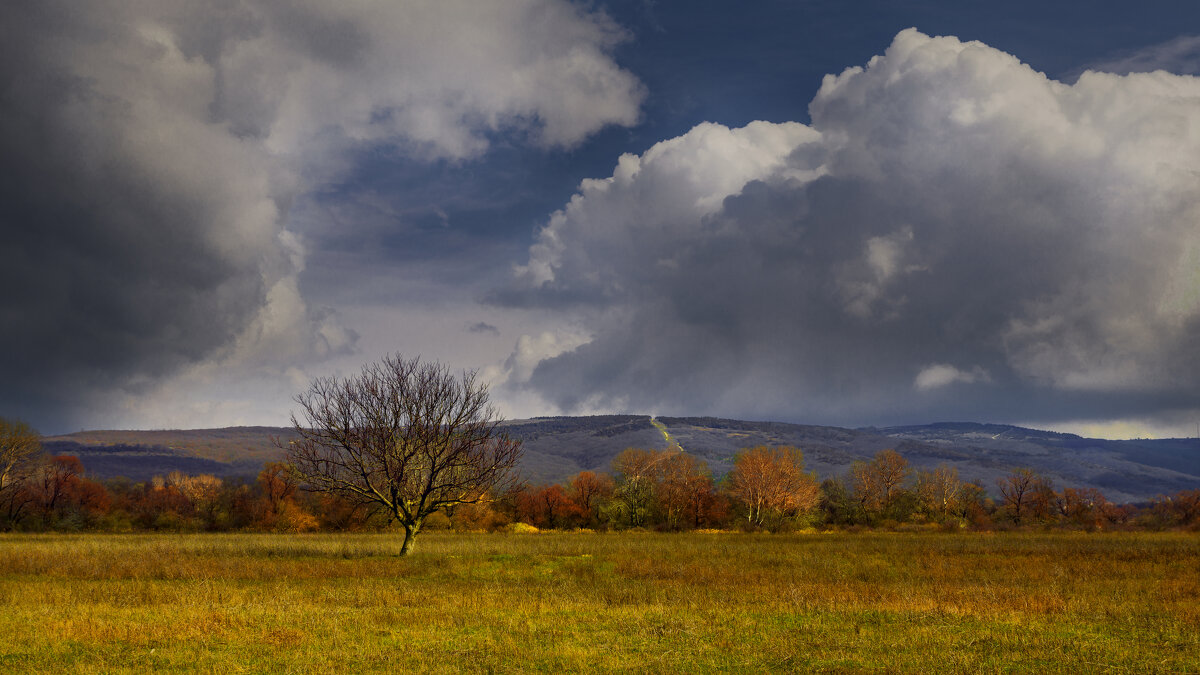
[501,29,1200,428]
[0,0,642,430]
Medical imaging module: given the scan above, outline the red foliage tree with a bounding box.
[568,471,614,528]
[25,456,111,528]
[515,484,581,529]
[1150,489,1200,529]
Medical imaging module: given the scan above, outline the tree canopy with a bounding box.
[282,354,522,555]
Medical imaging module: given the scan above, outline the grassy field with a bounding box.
[0,531,1196,673]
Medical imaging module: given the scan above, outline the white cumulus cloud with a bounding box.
[500,28,1200,428]
[914,364,991,391]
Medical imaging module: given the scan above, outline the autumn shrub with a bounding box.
[421,511,453,531]
[274,502,320,533]
[97,508,136,533]
[152,510,191,531]
[938,519,962,533]
[450,501,509,532]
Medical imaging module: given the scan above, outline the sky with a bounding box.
[3,1,1200,438]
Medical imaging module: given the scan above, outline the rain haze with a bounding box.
[3,0,1199,439]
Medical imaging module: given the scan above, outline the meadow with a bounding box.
[0,531,1196,673]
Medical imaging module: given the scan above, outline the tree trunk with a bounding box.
[399,519,421,556]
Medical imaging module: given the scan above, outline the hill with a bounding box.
[41,427,293,483]
[42,417,1200,502]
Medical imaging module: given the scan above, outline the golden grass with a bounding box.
[0,531,1196,673]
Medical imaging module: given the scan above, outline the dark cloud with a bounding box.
[468,322,501,336]
[503,30,1200,428]
[0,0,642,431]
[0,2,281,427]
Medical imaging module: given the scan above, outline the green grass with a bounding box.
[0,531,1196,673]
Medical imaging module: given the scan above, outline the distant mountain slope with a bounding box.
[499,415,665,484]
[42,417,1200,502]
[39,440,263,483]
[869,422,1200,504]
[41,427,294,482]
[45,427,292,464]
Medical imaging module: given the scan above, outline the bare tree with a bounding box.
[0,417,42,529]
[997,468,1039,525]
[282,354,522,555]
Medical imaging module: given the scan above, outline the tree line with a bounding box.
[503,446,1199,533]
[2,423,1196,533]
